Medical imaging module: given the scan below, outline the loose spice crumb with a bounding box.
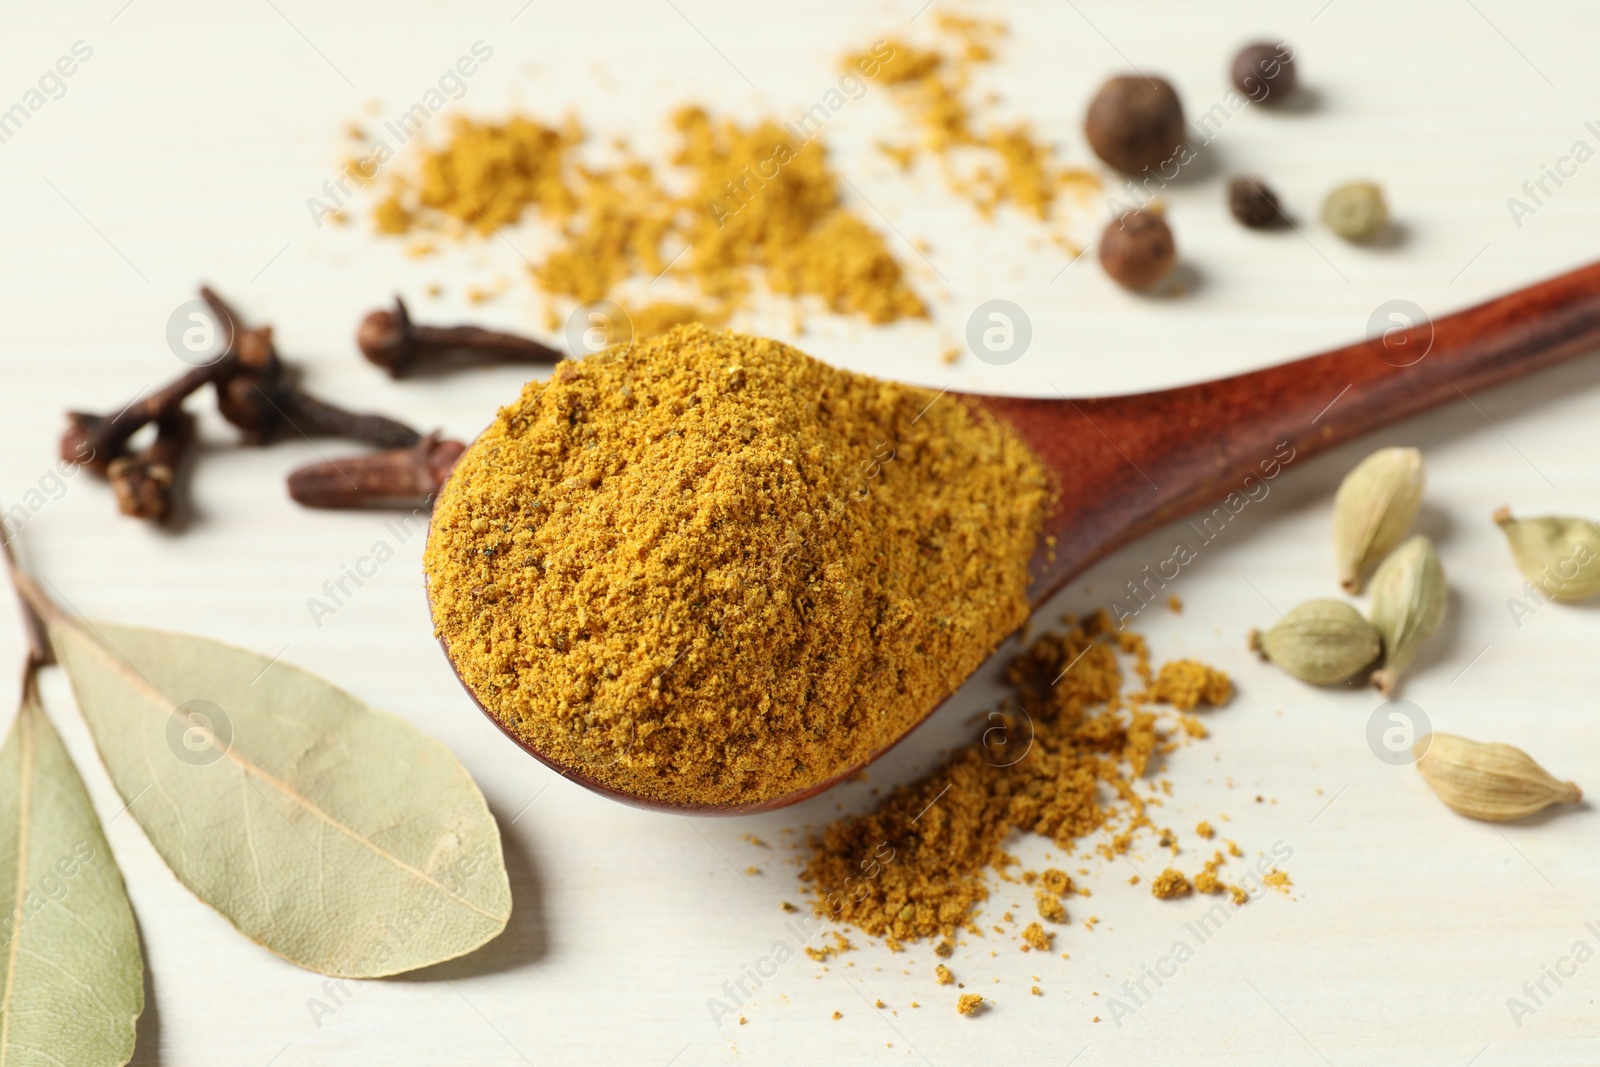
[934,940,954,958]
[1264,869,1293,894]
[1031,986,1042,996]
[427,326,1048,807]
[1147,660,1233,711]
[1021,923,1052,951]
[1151,869,1193,899]
[832,1011,842,1020]
[935,965,955,985]
[1039,869,1074,897]
[1035,892,1067,923]
[1167,594,1183,613]
[1196,821,1214,839]
[956,994,985,1016]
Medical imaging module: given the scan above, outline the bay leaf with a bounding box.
[0,671,142,1067]
[43,615,511,979]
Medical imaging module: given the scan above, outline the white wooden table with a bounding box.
[3,1,1599,1063]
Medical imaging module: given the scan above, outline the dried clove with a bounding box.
[62,355,235,473]
[358,297,561,377]
[107,409,195,524]
[214,323,421,449]
[287,433,466,509]
[60,284,429,528]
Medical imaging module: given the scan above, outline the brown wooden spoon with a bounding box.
[438,260,1600,815]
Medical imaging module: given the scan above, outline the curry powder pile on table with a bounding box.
[424,325,1049,807]
[372,107,926,330]
[801,612,1232,943]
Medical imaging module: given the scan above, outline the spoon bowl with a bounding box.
[436,260,1600,815]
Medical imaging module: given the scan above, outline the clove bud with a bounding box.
[287,433,465,509]
[358,297,561,377]
[107,409,195,524]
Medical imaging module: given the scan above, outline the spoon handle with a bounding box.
[985,259,1600,604]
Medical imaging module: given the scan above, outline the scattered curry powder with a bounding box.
[1038,869,1073,897]
[372,103,924,331]
[1034,891,1066,924]
[849,16,1099,223]
[1150,869,1193,900]
[935,965,955,986]
[956,993,985,1015]
[425,325,1049,807]
[1020,922,1052,952]
[1146,660,1233,711]
[800,612,1231,944]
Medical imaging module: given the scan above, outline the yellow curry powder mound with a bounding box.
[373,107,925,331]
[801,612,1231,943]
[424,325,1050,806]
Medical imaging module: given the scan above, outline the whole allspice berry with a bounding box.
[1099,210,1176,291]
[1228,176,1287,229]
[1231,42,1297,104]
[1084,75,1187,175]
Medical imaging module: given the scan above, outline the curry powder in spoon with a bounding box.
[424,325,1049,806]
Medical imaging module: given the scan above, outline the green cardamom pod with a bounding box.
[1333,446,1424,593]
[1248,599,1381,686]
[1493,506,1600,602]
[1415,733,1581,822]
[1368,534,1446,694]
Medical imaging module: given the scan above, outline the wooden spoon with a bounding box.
[440,260,1600,815]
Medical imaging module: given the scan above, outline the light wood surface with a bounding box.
[3,1,1599,1063]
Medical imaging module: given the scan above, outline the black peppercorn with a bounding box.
[1084,75,1187,176]
[1227,176,1287,229]
[1099,210,1176,291]
[1231,42,1296,104]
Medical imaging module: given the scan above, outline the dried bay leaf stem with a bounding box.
[0,663,143,1066]
[8,570,511,978]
